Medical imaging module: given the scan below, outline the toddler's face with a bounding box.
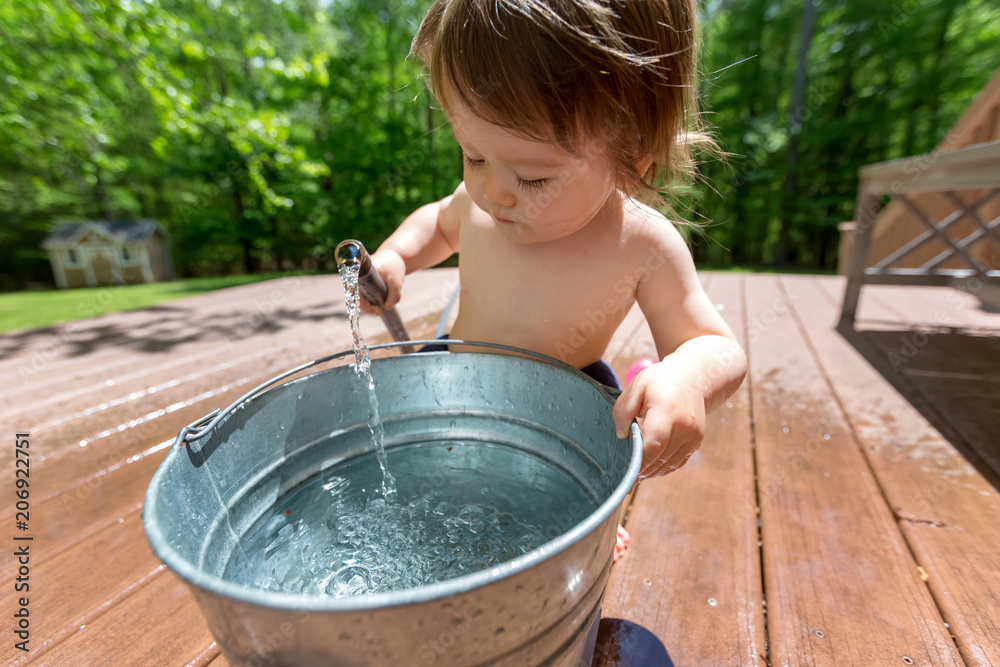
[449,102,619,245]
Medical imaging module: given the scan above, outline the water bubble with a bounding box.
[458,505,485,524]
[324,564,373,597]
[707,598,718,606]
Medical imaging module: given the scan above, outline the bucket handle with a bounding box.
[174,340,623,451]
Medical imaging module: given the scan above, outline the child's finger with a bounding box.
[358,298,382,316]
[649,443,697,478]
[382,288,401,310]
[637,408,674,474]
[611,384,644,439]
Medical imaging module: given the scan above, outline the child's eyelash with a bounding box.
[463,155,548,192]
[516,177,547,192]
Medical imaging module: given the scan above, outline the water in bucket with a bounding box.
[222,440,596,596]
[218,268,599,597]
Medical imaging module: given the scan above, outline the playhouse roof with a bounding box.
[42,220,166,249]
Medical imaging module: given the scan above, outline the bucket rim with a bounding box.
[143,345,643,611]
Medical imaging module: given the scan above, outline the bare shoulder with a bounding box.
[438,181,473,247]
[620,197,733,354]
[619,198,696,271]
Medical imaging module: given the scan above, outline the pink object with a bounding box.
[625,358,656,386]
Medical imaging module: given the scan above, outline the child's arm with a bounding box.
[360,183,464,314]
[612,223,747,479]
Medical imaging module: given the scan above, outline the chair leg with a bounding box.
[841,190,880,323]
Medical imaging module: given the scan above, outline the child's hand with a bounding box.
[612,359,707,479]
[359,249,406,315]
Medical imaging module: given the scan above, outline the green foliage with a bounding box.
[692,0,998,268]
[0,0,460,289]
[0,0,996,287]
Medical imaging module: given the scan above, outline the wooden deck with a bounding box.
[2,270,999,666]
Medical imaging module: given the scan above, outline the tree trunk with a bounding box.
[926,3,957,146]
[773,0,817,267]
[232,183,258,273]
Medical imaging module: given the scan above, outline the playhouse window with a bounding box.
[119,246,138,265]
[65,248,81,267]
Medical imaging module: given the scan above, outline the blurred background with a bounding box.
[0,0,997,294]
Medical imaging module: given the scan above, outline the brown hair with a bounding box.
[411,0,711,208]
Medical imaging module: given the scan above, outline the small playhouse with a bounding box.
[42,219,175,289]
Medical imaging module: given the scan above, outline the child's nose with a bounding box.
[482,169,516,208]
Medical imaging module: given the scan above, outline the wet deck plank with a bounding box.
[827,279,1000,487]
[595,271,766,667]
[745,274,962,665]
[2,269,999,665]
[798,275,1000,665]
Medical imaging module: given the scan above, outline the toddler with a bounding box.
[361,0,747,559]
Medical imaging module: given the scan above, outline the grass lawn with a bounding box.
[0,273,304,335]
[697,264,839,275]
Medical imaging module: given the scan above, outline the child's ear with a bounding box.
[636,156,653,177]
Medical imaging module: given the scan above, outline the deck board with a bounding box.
[795,274,1000,665]
[744,273,962,665]
[595,272,766,666]
[34,568,215,666]
[2,268,999,665]
[0,515,159,665]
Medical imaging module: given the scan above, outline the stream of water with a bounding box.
[339,263,397,499]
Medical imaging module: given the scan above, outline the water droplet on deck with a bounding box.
[782,427,790,433]
[707,597,717,606]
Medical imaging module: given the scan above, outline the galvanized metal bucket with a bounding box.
[143,341,642,666]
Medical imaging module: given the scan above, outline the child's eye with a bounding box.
[463,154,547,192]
[516,177,548,192]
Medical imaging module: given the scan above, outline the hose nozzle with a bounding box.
[334,239,371,273]
[334,238,415,353]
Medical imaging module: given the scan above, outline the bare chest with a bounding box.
[452,212,638,363]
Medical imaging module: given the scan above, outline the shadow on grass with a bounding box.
[837,319,1000,490]
[0,276,347,361]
